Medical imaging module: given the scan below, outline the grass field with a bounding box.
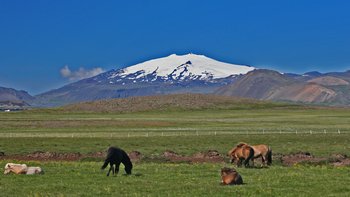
[1,101,350,196]
[1,162,350,197]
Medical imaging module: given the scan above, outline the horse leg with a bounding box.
[107,163,114,176]
[114,162,121,175]
[261,156,266,166]
[237,159,243,167]
[244,158,250,167]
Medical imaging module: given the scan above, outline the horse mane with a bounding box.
[221,167,237,173]
[227,147,237,156]
[236,142,248,147]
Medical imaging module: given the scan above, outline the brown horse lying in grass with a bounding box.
[227,143,254,167]
[220,167,243,185]
[4,163,44,175]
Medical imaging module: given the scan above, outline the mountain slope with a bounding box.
[61,94,299,113]
[0,87,34,108]
[33,54,254,107]
[308,76,349,86]
[215,69,298,99]
[215,69,350,105]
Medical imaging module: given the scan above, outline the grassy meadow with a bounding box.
[1,99,350,196]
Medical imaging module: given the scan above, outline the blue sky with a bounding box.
[1,0,350,94]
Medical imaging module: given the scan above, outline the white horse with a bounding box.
[4,163,44,175]
[26,167,44,175]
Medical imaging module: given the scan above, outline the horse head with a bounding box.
[3,163,28,174]
[227,147,239,164]
[4,163,12,174]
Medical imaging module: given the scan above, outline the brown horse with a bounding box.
[227,143,254,167]
[220,167,243,185]
[239,143,272,166]
[237,143,272,166]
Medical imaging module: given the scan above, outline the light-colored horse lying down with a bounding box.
[4,163,44,175]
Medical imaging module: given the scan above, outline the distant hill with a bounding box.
[61,94,299,113]
[308,76,349,86]
[215,69,350,106]
[215,69,298,99]
[0,87,33,109]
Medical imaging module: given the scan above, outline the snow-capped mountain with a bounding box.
[33,54,255,106]
[28,54,350,107]
[93,53,254,84]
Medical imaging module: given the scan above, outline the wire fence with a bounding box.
[0,128,347,138]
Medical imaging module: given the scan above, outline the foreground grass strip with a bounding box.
[0,162,349,197]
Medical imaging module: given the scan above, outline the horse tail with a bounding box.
[267,147,272,165]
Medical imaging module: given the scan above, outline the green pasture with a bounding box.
[0,134,349,157]
[1,105,350,196]
[0,107,350,134]
[1,162,350,197]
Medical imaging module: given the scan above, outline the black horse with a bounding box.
[101,147,133,176]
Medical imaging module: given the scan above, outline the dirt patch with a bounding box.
[26,151,82,161]
[280,152,350,167]
[329,154,350,167]
[163,150,181,158]
[1,152,82,161]
[159,150,225,163]
[193,150,222,159]
[128,151,143,162]
[281,152,327,166]
[191,150,225,163]
[86,151,105,158]
[2,150,349,167]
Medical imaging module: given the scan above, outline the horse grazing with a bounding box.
[227,143,254,167]
[220,167,243,185]
[101,147,133,176]
[249,144,272,166]
[4,163,44,175]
